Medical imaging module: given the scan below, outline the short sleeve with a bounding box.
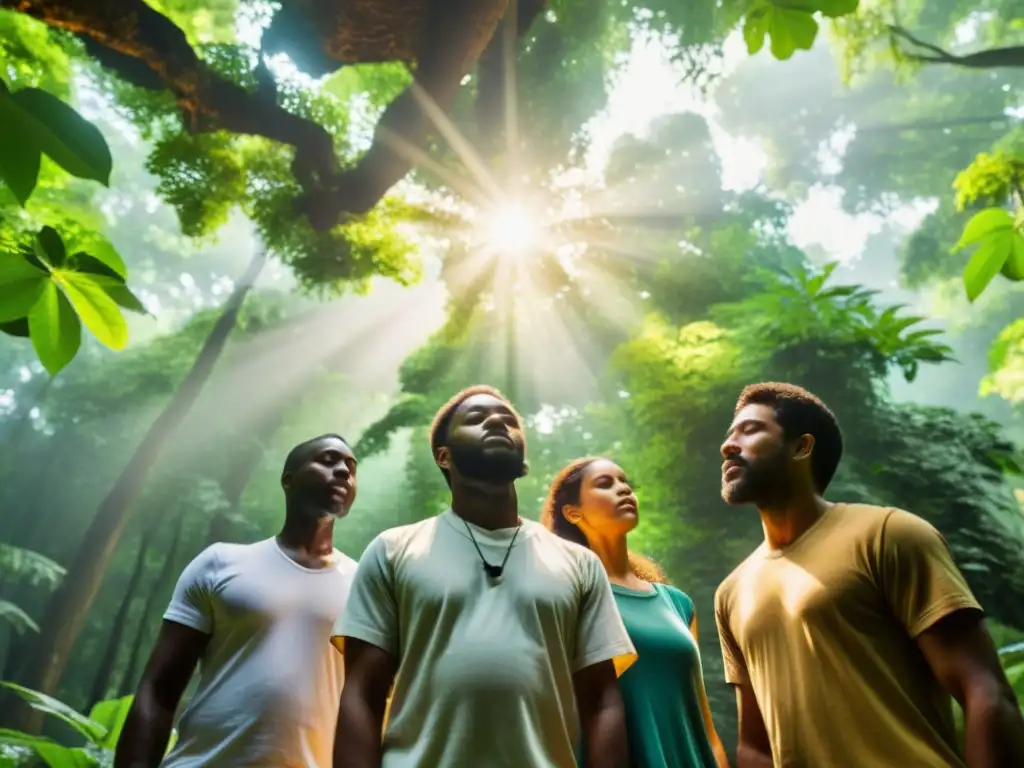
[662,585,695,626]
[574,553,636,676]
[163,545,220,634]
[332,535,399,657]
[877,509,983,638]
[714,584,748,686]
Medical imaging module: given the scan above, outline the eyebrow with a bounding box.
[463,404,515,418]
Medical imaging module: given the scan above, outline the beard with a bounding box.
[721,447,791,506]
[449,440,526,485]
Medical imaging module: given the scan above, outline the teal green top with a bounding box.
[588,583,718,768]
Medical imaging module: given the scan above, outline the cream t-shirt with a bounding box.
[161,538,358,768]
[333,509,636,768]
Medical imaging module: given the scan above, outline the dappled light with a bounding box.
[2,0,1024,763]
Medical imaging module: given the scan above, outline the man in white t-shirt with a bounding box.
[114,434,360,768]
[333,385,636,768]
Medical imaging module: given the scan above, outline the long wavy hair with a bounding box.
[540,457,668,583]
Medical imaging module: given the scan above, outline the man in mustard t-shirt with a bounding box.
[714,382,1024,767]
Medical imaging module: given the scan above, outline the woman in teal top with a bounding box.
[541,457,728,768]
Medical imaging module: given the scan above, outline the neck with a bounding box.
[757,491,829,551]
[450,481,519,530]
[586,533,631,581]
[278,503,337,561]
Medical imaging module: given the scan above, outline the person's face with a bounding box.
[282,437,358,518]
[720,403,800,506]
[438,394,526,486]
[563,460,638,539]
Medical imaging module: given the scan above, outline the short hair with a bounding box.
[540,457,668,584]
[428,385,525,484]
[735,382,842,493]
[281,433,349,480]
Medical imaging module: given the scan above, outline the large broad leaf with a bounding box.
[962,232,1020,301]
[61,272,129,349]
[0,683,106,743]
[36,226,67,268]
[86,274,149,315]
[8,87,112,186]
[88,696,134,751]
[816,0,859,18]
[956,207,1014,249]
[29,281,82,375]
[0,87,42,205]
[0,252,49,322]
[743,2,819,59]
[0,728,97,768]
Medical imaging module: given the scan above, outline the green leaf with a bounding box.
[956,208,1014,250]
[28,281,81,375]
[963,237,1011,301]
[0,88,41,205]
[84,239,127,278]
[37,226,67,267]
[816,0,859,18]
[0,317,30,337]
[69,251,124,282]
[88,696,133,750]
[8,87,112,185]
[769,7,819,60]
[0,598,39,633]
[1001,231,1024,280]
[0,252,49,322]
[0,728,97,768]
[743,3,772,55]
[0,683,105,743]
[61,271,129,350]
[88,275,149,315]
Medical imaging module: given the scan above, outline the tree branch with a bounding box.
[4,0,512,230]
[889,25,1024,69]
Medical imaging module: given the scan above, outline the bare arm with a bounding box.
[917,609,1024,768]
[114,620,210,767]
[334,638,397,768]
[574,659,628,768]
[734,681,772,768]
[690,613,729,768]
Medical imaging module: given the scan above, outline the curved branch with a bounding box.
[889,25,1024,69]
[4,0,512,230]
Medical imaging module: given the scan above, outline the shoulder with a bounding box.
[714,545,764,611]
[331,550,359,576]
[365,515,444,562]
[833,503,941,546]
[657,583,695,622]
[530,522,601,566]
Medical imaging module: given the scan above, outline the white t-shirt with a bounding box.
[333,509,636,768]
[160,537,358,768]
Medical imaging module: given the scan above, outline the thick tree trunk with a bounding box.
[15,249,267,732]
[118,512,188,696]
[86,525,157,708]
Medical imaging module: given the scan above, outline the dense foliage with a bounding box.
[1,0,1023,760]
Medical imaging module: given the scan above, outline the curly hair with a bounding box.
[540,457,667,584]
[429,385,525,485]
[736,382,843,493]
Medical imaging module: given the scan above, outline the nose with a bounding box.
[616,481,633,497]
[482,411,509,431]
[721,436,740,460]
[333,464,351,480]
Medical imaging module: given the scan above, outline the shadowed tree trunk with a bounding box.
[86,524,158,708]
[15,248,267,732]
[118,512,188,697]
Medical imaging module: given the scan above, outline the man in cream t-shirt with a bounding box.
[114,434,360,768]
[333,386,636,768]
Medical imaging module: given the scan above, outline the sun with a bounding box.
[479,201,543,257]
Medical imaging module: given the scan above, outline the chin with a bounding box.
[721,481,754,506]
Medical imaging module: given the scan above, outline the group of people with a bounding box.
[112,382,1024,767]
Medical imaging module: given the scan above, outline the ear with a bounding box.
[281,471,293,490]
[561,503,582,526]
[793,433,815,462]
[435,446,451,473]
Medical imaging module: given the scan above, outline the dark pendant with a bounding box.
[483,563,504,578]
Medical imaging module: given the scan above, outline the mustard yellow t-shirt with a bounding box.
[714,503,981,768]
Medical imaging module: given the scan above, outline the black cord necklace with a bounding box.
[462,518,522,579]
